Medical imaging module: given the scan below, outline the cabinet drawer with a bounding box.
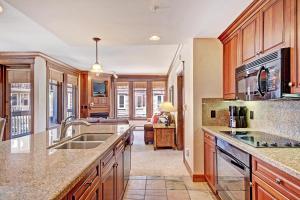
[70,164,100,200]
[204,132,215,145]
[252,157,300,200]
[101,149,115,175]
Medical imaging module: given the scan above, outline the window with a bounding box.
[134,82,147,118]
[152,81,166,114]
[49,80,59,126]
[67,83,76,117]
[116,82,129,118]
[11,93,18,106]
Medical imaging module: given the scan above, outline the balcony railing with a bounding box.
[11,110,31,139]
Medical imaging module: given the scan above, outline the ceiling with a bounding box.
[0,0,252,74]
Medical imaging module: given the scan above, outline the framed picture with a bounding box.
[169,85,174,105]
[92,80,108,97]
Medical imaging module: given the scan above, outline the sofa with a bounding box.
[144,122,154,144]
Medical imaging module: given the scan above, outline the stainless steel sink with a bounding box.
[72,133,113,142]
[55,141,103,149]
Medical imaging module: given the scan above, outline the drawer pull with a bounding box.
[85,181,93,186]
[275,178,281,184]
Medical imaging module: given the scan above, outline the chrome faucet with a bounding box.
[60,116,91,140]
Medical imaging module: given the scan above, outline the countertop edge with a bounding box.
[202,126,300,180]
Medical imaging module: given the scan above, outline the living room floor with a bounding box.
[130,129,189,176]
[125,129,217,200]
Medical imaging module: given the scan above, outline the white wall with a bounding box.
[168,38,222,175]
[33,57,47,133]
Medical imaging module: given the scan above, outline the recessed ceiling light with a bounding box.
[149,35,160,41]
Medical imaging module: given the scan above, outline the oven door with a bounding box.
[217,147,251,200]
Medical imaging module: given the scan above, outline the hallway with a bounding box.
[124,130,218,200]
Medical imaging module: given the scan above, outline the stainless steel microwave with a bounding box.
[235,48,292,100]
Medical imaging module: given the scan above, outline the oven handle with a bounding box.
[257,66,266,97]
[217,147,248,174]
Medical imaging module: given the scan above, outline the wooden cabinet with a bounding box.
[115,143,124,200]
[153,125,176,150]
[292,0,300,93]
[241,13,260,63]
[223,33,238,99]
[219,0,300,96]
[67,164,101,200]
[261,0,288,54]
[204,132,216,193]
[252,157,300,200]
[64,132,129,200]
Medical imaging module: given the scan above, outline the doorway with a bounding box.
[0,65,33,140]
[177,72,184,150]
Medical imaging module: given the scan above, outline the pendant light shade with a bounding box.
[91,37,103,76]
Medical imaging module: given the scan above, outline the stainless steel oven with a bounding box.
[236,48,291,100]
[216,139,251,200]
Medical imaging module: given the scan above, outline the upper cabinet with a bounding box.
[261,0,290,54]
[241,14,260,63]
[223,33,238,99]
[219,0,300,97]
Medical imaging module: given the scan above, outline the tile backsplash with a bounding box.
[202,98,300,140]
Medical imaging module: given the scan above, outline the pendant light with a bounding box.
[90,37,104,76]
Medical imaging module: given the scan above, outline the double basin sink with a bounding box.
[54,133,113,149]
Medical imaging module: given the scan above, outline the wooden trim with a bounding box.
[193,174,206,182]
[218,0,270,41]
[176,75,184,150]
[117,75,167,82]
[167,44,183,76]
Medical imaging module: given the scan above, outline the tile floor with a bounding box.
[123,176,218,200]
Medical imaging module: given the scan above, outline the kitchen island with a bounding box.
[0,124,133,200]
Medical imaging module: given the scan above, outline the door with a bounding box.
[223,33,238,99]
[261,0,289,54]
[177,74,184,150]
[116,150,124,200]
[241,13,260,63]
[204,138,216,193]
[292,0,300,93]
[101,166,115,200]
[5,68,33,140]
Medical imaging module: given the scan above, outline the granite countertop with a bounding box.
[0,124,133,200]
[202,126,300,180]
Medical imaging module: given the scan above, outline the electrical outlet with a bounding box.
[250,111,254,119]
[185,149,190,157]
[211,110,216,118]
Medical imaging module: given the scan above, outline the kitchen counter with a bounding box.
[202,126,300,180]
[0,124,133,200]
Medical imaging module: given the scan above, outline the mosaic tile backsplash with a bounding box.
[202,98,300,140]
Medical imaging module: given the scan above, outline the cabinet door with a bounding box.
[241,14,260,63]
[204,134,216,193]
[116,151,124,200]
[261,0,289,54]
[223,33,238,99]
[292,0,300,93]
[252,175,288,200]
[101,166,115,200]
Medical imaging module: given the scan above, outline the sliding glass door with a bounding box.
[6,69,32,139]
[116,82,129,118]
[133,82,147,118]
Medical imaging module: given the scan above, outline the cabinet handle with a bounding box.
[275,178,281,184]
[85,181,93,186]
[288,82,295,87]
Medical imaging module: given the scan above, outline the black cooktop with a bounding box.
[220,131,300,148]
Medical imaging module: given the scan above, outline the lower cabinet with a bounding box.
[64,133,129,200]
[252,157,300,200]
[204,132,216,193]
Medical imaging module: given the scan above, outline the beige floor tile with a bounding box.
[166,180,186,190]
[146,180,166,190]
[145,190,167,196]
[127,180,146,190]
[188,190,218,200]
[144,196,167,200]
[147,176,165,180]
[183,178,211,191]
[167,190,190,200]
[165,176,184,181]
